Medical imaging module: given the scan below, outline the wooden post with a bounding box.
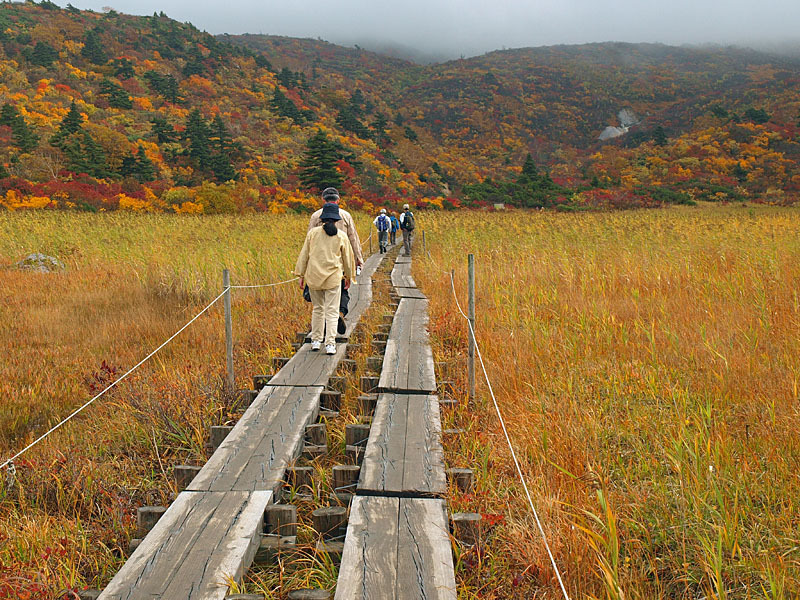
[369,232,373,254]
[265,504,298,536]
[312,506,347,539]
[468,253,476,404]
[223,268,234,391]
[422,230,426,255]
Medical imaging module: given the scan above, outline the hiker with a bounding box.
[399,203,415,256]
[308,187,363,334]
[390,211,400,245]
[373,208,391,253]
[295,202,355,355]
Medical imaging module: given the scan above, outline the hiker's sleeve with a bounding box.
[342,234,355,281]
[294,231,311,277]
[346,213,364,265]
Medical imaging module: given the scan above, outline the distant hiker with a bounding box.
[308,187,363,334]
[399,203,415,256]
[390,211,400,245]
[374,208,391,253]
[296,202,355,355]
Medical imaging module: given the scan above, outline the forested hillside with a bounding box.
[1,2,799,213]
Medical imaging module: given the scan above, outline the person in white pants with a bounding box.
[295,203,356,354]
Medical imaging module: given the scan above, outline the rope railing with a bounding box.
[446,268,571,600]
[0,275,300,472]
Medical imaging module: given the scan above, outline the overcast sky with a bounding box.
[69,0,800,60]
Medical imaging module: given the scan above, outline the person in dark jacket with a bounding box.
[389,211,400,245]
[399,203,415,256]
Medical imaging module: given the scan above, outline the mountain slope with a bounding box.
[0,2,798,213]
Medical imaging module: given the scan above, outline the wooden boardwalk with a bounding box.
[100,245,456,600]
[357,393,446,498]
[99,250,386,600]
[337,252,456,600]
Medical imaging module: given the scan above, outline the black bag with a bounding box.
[403,211,415,231]
[303,284,311,302]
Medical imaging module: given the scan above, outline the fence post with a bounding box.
[422,231,426,255]
[369,232,372,254]
[223,268,234,391]
[468,254,476,404]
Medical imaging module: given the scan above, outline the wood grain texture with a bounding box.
[268,344,347,387]
[334,497,455,600]
[390,261,415,288]
[378,299,436,394]
[189,386,322,493]
[394,287,427,299]
[100,490,271,600]
[357,394,446,497]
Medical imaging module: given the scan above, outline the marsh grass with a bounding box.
[0,210,371,597]
[421,205,800,598]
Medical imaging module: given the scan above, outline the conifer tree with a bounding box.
[49,101,84,148]
[150,116,176,144]
[81,30,107,65]
[29,42,58,67]
[208,115,236,182]
[183,109,211,168]
[0,103,38,152]
[299,130,344,191]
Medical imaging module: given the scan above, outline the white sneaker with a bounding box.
[311,341,321,351]
[325,343,336,355]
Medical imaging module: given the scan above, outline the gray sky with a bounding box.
[69,0,800,60]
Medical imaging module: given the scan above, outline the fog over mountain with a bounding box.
[70,0,800,61]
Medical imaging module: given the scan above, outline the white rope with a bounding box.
[448,270,571,600]
[0,273,304,471]
[230,276,299,289]
[0,288,228,471]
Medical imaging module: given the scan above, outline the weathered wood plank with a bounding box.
[269,344,347,387]
[378,299,436,394]
[334,497,455,600]
[395,255,412,264]
[396,498,457,599]
[99,490,271,600]
[390,261,415,288]
[394,287,426,299]
[334,496,398,600]
[188,386,322,493]
[358,394,445,497]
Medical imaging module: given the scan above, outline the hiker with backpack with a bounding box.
[373,208,391,253]
[308,187,363,335]
[295,202,355,355]
[390,211,400,246]
[399,203,415,256]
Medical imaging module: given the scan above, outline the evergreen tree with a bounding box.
[277,67,298,88]
[120,145,156,181]
[299,130,344,191]
[50,101,84,148]
[208,115,237,182]
[182,47,205,77]
[271,87,305,124]
[403,126,417,141]
[254,54,271,70]
[183,109,212,169]
[519,153,539,183]
[81,30,107,65]
[113,58,135,79]
[336,106,371,139]
[99,79,133,109]
[0,103,38,152]
[652,126,667,147]
[60,131,109,178]
[29,41,58,67]
[370,112,390,147]
[150,116,176,143]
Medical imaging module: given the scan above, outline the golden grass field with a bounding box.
[0,205,799,599]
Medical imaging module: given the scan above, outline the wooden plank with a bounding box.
[358,394,445,497]
[269,343,347,386]
[395,287,426,299]
[395,255,412,264]
[99,490,271,600]
[378,299,436,394]
[390,261,415,288]
[188,386,322,492]
[334,496,399,600]
[396,498,457,599]
[334,497,456,600]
